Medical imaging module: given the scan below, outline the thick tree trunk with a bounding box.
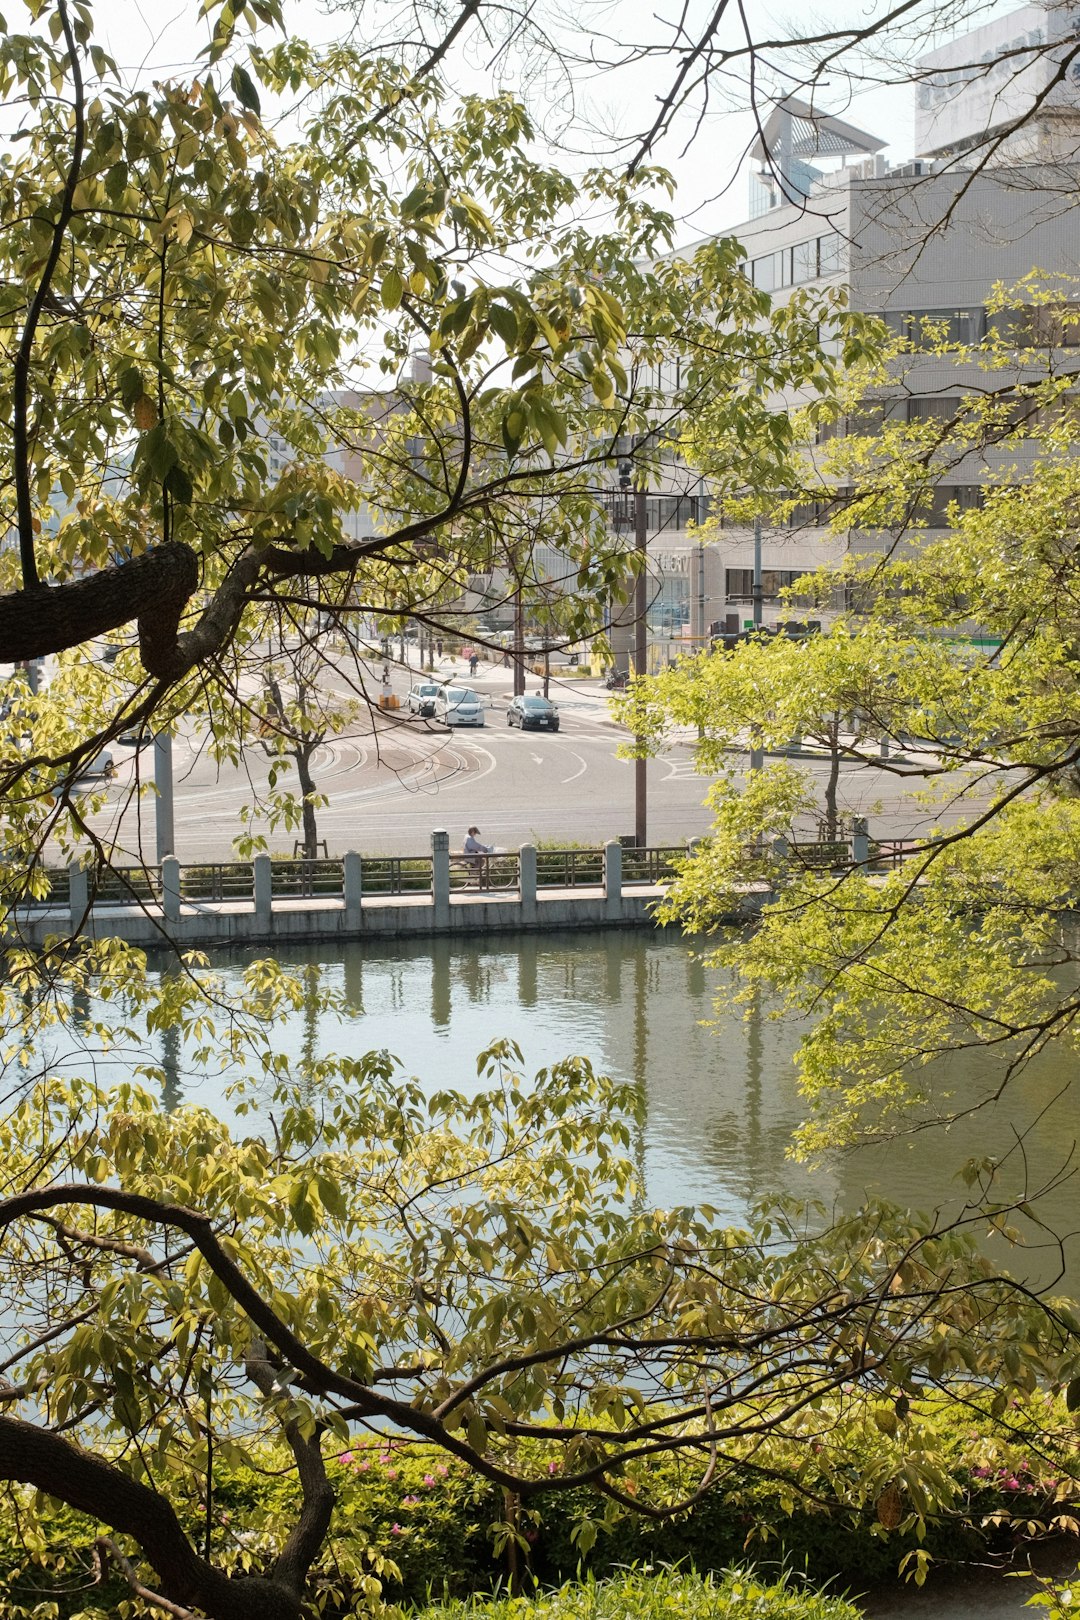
[0,1414,305,1620]
[0,545,198,671]
[295,746,320,860]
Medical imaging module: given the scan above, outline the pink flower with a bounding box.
[547,1461,558,1475]
[436,1464,448,1476]
[379,1451,392,1463]
[402,1495,420,1506]
[390,1523,403,1536]
[340,1451,354,1464]
[423,1475,437,1488]
[386,1468,398,1479]
[357,1459,371,1471]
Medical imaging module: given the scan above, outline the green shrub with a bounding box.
[0,1402,1074,1617]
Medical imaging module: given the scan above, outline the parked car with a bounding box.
[407,681,443,716]
[75,749,116,780]
[434,687,485,727]
[506,694,560,732]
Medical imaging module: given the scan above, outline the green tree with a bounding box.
[4,8,1077,1612]
[0,0,859,841]
[624,277,1080,1154]
[0,1032,1076,1619]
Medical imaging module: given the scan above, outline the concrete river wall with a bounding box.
[13,833,714,948]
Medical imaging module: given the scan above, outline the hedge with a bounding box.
[0,1399,1076,1617]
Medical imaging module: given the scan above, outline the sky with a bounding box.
[7,0,1034,244]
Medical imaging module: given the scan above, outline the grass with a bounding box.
[416,1567,861,1620]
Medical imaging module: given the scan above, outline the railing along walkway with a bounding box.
[16,825,926,947]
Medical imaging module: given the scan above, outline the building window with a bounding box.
[992,303,1080,348]
[907,396,963,421]
[883,309,987,348]
[645,494,700,531]
[751,254,777,292]
[923,485,984,525]
[817,234,843,275]
[793,239,817,283]
[725,568,814,606]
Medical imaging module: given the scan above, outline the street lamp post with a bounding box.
[634,482,648,848]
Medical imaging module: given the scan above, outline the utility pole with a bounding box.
[750,511,764,774]
[634,483,648,848]
[513,581,525,697]
[696,475,708,651]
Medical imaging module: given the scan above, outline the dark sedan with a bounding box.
[506,694,560,732]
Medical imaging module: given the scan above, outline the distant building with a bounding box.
[645,4,1080,653]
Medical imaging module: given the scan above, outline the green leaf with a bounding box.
[489,303,518,347]
[164,463,194,504]
[230,64,261,115]
[119,366,145,408]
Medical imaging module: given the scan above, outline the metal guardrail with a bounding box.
[788,840,851,871]
[536,849,604,888]
[622,846,685,886]
[181,863,254,902]
[80,865,161,904]
[271,859,344,900]
[450,852,519,892]
[870,839,921,871]
[361,856,433,897]
[26,843,745,913]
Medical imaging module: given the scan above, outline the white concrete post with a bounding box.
[154,732,175,861]
[162,855,181,924]
[519,844,537,924]
[431,830,450,928]
[253,854,272,927]
[852,817,870,868]
[68,860,89,930]
[604,839,622,919]
[772,834,789,863]
[343,851,362,929]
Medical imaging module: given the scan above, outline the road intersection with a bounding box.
[72,651,1002,864]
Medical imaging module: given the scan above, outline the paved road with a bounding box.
[76,655,1003,864]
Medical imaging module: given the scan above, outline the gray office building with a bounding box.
[646,2,1080,658]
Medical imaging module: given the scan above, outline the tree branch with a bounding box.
[245,1341,335,1597]
[0,1414,303,1620]
[12,0,85,592]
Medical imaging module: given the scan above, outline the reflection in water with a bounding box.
[431,938,452,1029]
[87,927,1072,1291]
[744,992,763,1181]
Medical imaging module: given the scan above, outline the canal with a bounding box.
[42,927,1080,1290]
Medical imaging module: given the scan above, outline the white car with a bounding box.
[75,749,116,780]
[407,681,443,716]
[434,687,485,727]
